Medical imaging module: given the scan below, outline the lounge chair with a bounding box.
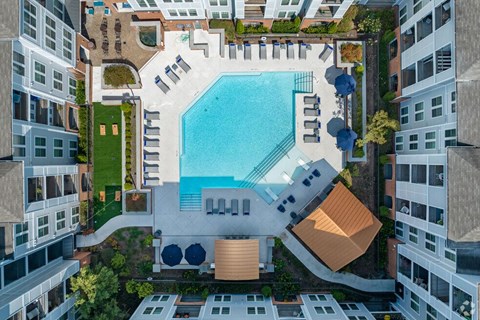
[144,126,160,136]
[206,198,213,214]
[287,42,294,60]
[231,199,238,215]
[277,205,286,213]
[218,198,225,214]
[320,44,334,62]
[144,177,160,186]
[299,43,307,60]
[175,55,191,73]
[282,172,294,185]
[303,134,321,143]
[244,43,251,60]
[304,119,321,129]
[287,195,296,203]
[144,163,159,173]
[165,66,180,84]
[304,94,321,104]
[302,178,311,187]
[112,124,118,135]
[144,137,160,147]
[266,187,279,201]
[229,43,236,60]
[304,108,321,116]
[259,43,266,60]
[100,124,106,136]
[243,199,250,215]
[144,151,159,160]
[155,75,170,94]
[145,111,160,120]
[297,157,310,170]
[313,169,321,177]
[273,42,280,59]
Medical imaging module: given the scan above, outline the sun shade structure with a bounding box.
[214,239,259,280]
[292,183,382,272]
[185,243,206,266]
[336,128,358,151]
[334,73,356,96]
[161,244,183,266]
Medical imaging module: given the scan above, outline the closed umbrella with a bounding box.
[336,128,358,151]
[161,244,183,266]
[185,243,206,266]
[334,74,356,96]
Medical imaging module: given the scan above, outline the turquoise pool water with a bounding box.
[180,72,296,203]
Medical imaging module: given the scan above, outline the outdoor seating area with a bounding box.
[227,41,312,61]
[154,56,193,94]
[206,198,250,215]
[161,243,207,267]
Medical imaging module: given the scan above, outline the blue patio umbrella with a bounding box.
[185,243,206,266]
[336,128,358,151]
[161,244,183,266]
[334,74,356,96]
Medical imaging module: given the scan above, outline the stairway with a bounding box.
[294,72,313,93]
[180,193,202,211]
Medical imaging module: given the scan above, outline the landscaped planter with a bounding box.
[101,63,142,89]
[335,40,363,69]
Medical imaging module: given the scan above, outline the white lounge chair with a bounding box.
[297,158,310,170]
[244,43,251,60]
[282,172,294,185]
[229,43,236,60]
[299,43,307,60]
[273,42,280,59]
[259,43,267,60]
[154,75,170,94]
[176,55,191,73]
[265,187,279,201]
[287,42,294,60]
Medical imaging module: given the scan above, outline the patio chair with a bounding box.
[303,134,320,143]
[145,111,160,120]
[244,43,251,60]
[259,43,266,60]
[154,75,170,94]
[273,42,280,59]
[319,44,334,62]
[112,123,118,135]
[287,195,296,203]
[115,191,121,201]
[144,126,160,136]
[176,55,191,73]
[277,205,286,213]
[144,151,159,161]
[312,169,321,177]
[165,66,180,84]
[299,43,307,60]
[144,163,159,173]
[304,119,321,129]
[287,42,294,60]
[304,108,321,116]
[231,199,238,215]
[218,198,226,215]
[297,157,310,170]
[100,124,106,136]
[265,187,279,201]
[99,191,106,202]
[206,198,213,215]
[144,137,160,147]
[304,94,321,104]
[229,43,236,60]
[281,172,294,185]
[243,199,250,215]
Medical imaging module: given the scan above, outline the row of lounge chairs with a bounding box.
[143,110,161,186]
[303,94,321,143]
[154,55,192,94]
[206,198,250,215]
[229,42,311,60]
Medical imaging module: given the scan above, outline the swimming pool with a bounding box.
[180,72,300,209]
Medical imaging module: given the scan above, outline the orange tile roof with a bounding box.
[292,183,382,272]
[215,239,259,281]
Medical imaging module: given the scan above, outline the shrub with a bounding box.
[201,288,209,300]
[236,19,244,34]
[353,147,365,158]
[261,286,272,297]
[327,22,338,34]
[271,17,301,33]
[75,80,86,105]
[382,91,396,102]
[244,24,269,34]
[125,149,131,157]
[358,15,382,33]
[137,282,154,298]
[104,66,135,88]
[111,252,126,269]
[379,206,390,218]
[124,183,133,190]
[337,5,358,33]
[125,164,131,171]
[126,279,138,294]
[143,234,154,247]
[138,260,153,276]
[100,248,115,265]
[332,290,346,302]
[340,43,363,63]
[76,154,87,163]
[355,64,365,75]
[379,154,390,165]
[120,103,132,114]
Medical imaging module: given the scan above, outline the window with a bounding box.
[69,140,77,158]
[399,6,407,24]
[23,0,37,39]
[395,136,404,151]
[411,165,426,184]
[395,221,404,237]
[281,0,289,4]
[54,139,63,157]
[431,96,443,117]
[34,61,46,85]
[247,307,266,315]
[72,206,80,225]
[146,0,157,6]
[53,0,64,19]
[53,70,63,91]
[211,12,219,18]
[56,211,66,230]
[409,134,418,150]
[209,0,217,4]
[38,216,49,238]
[214,295,231,302]
[143,307,154,314]
[45,15,56,51]
[413,0,422,14]
[400,106,409,124]
[425,131,436,149]
[425,232,436,252]
[445,248,456,262]
[35,137,46,157]
[13,135,26,157]
[168,9,178,16]
[409,226,418,243]
[212,307,230,315]
[219,0,227,5]
[308,294,327,301]
[15,222,29,246]
[414,102,424,121]
[247,295,264,301]
[445,128,456,147]
[221,12,229,19]
[178,9,187,16]
[426,303,437,320]
[189,9,198,16]
[68,78,76,96]
[13,52,25,76]
[63,28,73,60]
[278,11,286,18]
[410,292,420,313]
[211,307,220,315]
[314,306,335,314]
[451,91,456,113]
[136,0,148,7]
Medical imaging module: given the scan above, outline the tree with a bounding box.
[356,110,399,147]
[236,20,244,34]
[111,252,126,269]
[70,266,123,319]
[126,279,138,294]
[261,286,272,297]
[137,282,154,298]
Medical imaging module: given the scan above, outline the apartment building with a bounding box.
[130,293,403,319]
[0,0,85,319]
[126,0,354,26]
[387,0,480,319]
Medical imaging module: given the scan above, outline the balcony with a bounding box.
[66,103,79,132]
[46,176,63,199]
[412,263,428,291]
[30,95,49,125]
[435,0,451,30]
[26,298,46,320]
[389,38,398,60]
[315,6,337,18]
[173,306,201,318]
[402,64,416,88]
[276,305,304,318]
[396,164,410,182]
[417,55,434,82]
[411,164,426,184]
[13,90,28,121]
[411,202,427,220]
[64,174,78,195]
[245,0,266,4]
[431,274,449,305]
[244,6,265,19]
[417,14,433,42]
[398,254,412,278]
[436,45,452,73]
[428,207,444,225]
[48,283,65,312]
[28,177,44,203]
[429,165,444,186]
[321,0,343,4]
[396,198,410,215]
[453,287,473,319]
[51,102,65,128]
[401,26,415,52]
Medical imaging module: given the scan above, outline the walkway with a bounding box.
[76,214,153,247]
[282,231,395,293]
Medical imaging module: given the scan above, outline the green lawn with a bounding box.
[93,103,123,229]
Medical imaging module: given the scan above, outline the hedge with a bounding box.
[271,16,301,33]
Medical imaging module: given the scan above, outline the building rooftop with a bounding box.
[0,0,20,40]
[0,41,13,160]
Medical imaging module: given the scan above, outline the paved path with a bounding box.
[76,214,153,247]
[282,231,395,293]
